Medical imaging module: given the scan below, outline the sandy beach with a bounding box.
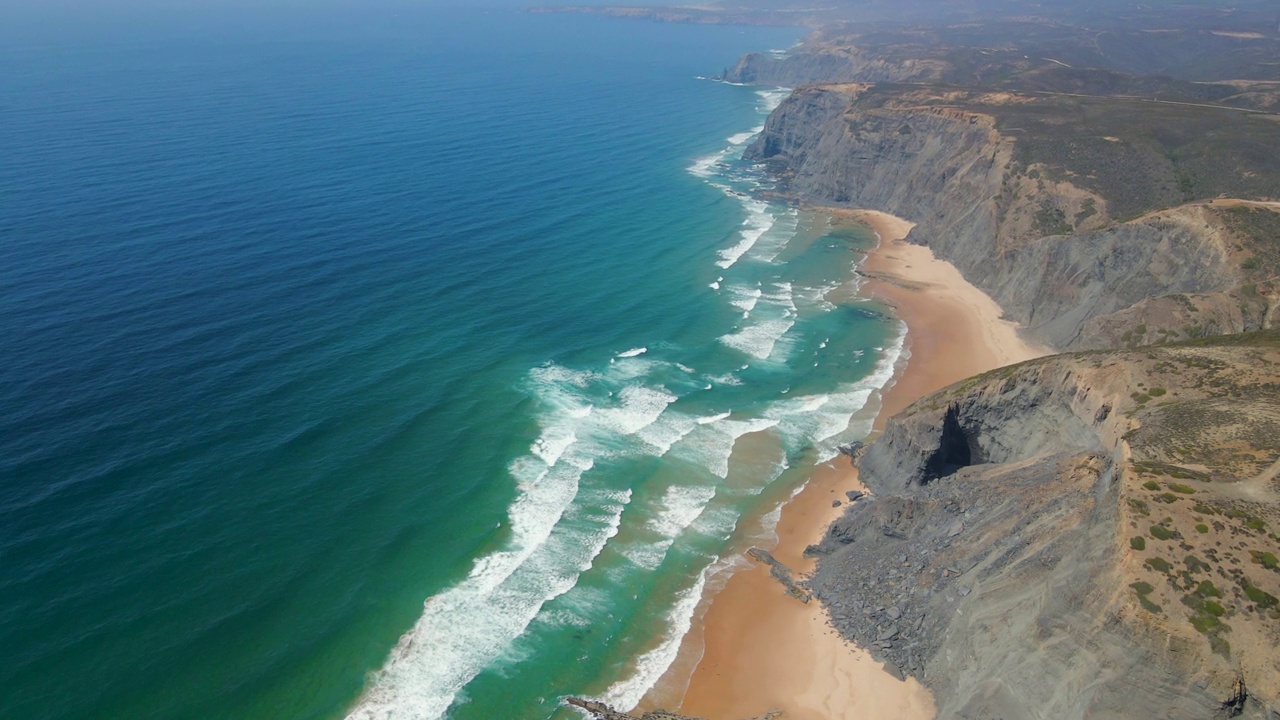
[641,209,1048,719]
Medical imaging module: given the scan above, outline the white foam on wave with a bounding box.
[706,372,742,387]
[347,350,700,718]
[636,410,699,457]
[746,207,799,264]
[345,460,628,720]
[535,583,613,630]
[764,324,907,461]
[687,149,732,179]
[602,355,660,383]
[532,422,578,467]
[792,281,840,313]
[649,485,718,538]
[619,539,675,572]
[617,347,647,358]
[595,386,678,437]
[718,318,795,361]
[756,88,790,113]
[725,282,763,313]
[696,411,731,425]
[616,482,718,572]
[718,281,798,361]
[670,416,779,479]
[756,474,807,543]
[594,569,708,711]
[715,198,774,269]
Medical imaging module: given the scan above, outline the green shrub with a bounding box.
[1190,613,1221,633]
[1196,524,1209,533]
[1146,557,1172,573]
[1244,583,1278,609]
[1251,551,1278,570]
[1143,480,1161,491]
[1130,582,1161,613]
[1150,525,1174,541]
[1168,483,1196,494]
[1148,387,1167,397]
[1204,600,1226,617]
[1196,580,1221,598]
[1193,504,1216,515]
[1154,492,1180,504]
[1131,536,1146,551]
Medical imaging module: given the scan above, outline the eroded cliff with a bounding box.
[745,84,1280,349]
[810,333,1280,719]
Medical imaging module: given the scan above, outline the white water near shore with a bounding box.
[345,84,908,720]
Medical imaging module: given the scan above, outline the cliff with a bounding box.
[724,20,1280,87]
[724,48,948,87]
[809,333,1280,718]
[745,84,1280,349]
[734,39,1280,718]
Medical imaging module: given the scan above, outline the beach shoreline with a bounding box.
[637,208,1048,719]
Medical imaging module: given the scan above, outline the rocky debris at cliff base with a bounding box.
[746,547,811,603]
[564,698,780,720]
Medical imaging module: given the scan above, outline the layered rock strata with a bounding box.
[745,84,1280,349]
[809,335,1280,718]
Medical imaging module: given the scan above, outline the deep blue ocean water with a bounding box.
[0,6,900,719]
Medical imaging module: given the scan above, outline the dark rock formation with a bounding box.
[564,697,779,720]
[747,547,811,602]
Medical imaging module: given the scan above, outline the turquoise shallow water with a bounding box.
[0,7,900,719]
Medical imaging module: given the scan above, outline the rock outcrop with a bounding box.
[564,697,779,720]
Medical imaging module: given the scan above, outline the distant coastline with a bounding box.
[526,5,826,28]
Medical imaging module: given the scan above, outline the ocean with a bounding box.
[0,6,901,719]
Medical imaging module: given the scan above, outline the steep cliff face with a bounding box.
[746,85,1278,348]
[810,336,1280,719]
[724,49,948,86]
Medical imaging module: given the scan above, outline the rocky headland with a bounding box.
[719,14,1280,720]
[811,334,1280,718]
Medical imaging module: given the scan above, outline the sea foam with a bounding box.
[715,198,775,269]
[345,465,627,720]
[593,569,708,711]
